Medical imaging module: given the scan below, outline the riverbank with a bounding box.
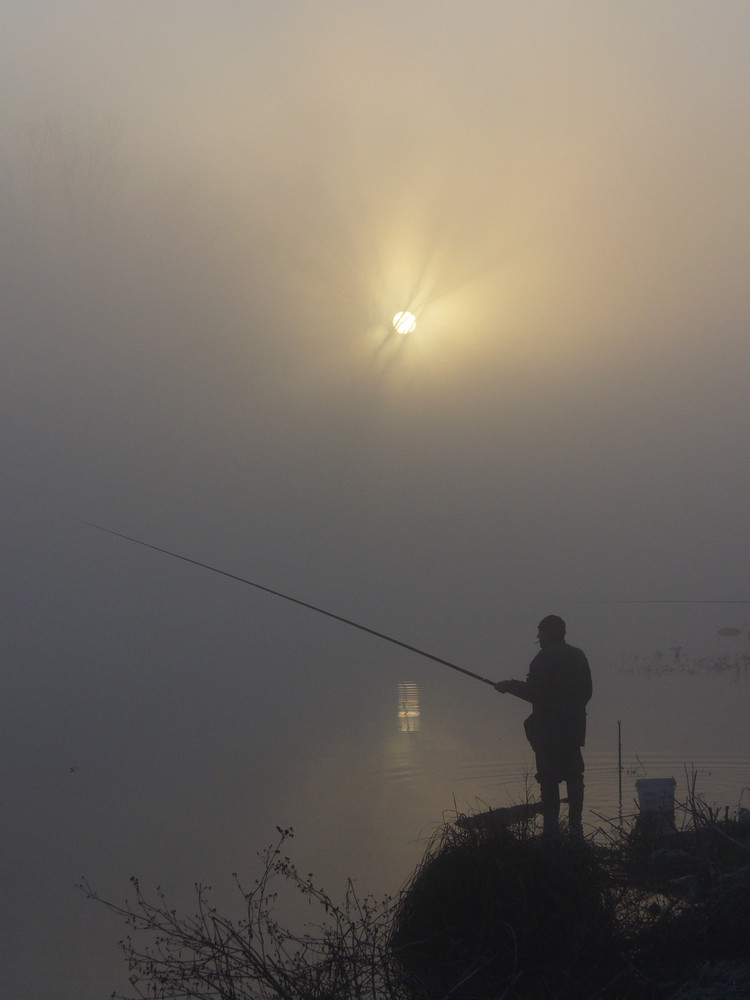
[391,805,750,998]
[83,795,750,999]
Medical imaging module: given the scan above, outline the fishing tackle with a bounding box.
[80,520,497,687]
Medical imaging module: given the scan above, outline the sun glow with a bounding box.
[392,310,416,335]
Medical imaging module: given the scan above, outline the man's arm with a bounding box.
[495,678,532,701]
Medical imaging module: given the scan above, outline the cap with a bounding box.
[538,614,566,639]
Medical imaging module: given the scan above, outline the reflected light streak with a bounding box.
[397,681,420,733]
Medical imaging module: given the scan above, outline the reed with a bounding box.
[82,791,750,1000]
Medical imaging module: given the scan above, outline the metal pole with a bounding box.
[618,719,623,817]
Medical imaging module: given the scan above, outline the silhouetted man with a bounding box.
[495,615,592,837]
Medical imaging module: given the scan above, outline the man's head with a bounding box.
[537,614,566,645]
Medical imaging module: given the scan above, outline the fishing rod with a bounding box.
[79,520,497,687]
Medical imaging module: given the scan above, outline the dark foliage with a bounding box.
[83,793,750,1000]
[80,827,405,1000]
[390,824,620,999]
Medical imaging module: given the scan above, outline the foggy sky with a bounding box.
[3,2,750,749]
[4,2,750,628]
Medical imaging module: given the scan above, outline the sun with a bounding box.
[392,310,416,335]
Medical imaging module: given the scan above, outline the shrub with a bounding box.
[80,827,404,1000]
[390,823,619,999]
[83,794,750,1000]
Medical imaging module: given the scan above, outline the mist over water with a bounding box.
[3,530,749,999]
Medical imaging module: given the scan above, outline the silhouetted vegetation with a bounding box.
[621,643,750,679]
[390,823,618,998]
[83,794,750,1000]
[81,827,401,1000]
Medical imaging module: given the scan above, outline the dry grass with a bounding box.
[390,823,618,999]
[83,795,750,1000]
[390,791,750,1000]
[665,961,750,999]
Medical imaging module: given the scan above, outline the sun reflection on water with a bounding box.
[398,682,420,733]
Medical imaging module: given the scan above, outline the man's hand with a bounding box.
[494,680,510,693]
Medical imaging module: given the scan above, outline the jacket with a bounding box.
[505,640,592,748]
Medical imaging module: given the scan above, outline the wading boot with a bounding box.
[540,781,560,838]
[567,775,585,839]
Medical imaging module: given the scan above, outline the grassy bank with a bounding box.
[84,797,750,999]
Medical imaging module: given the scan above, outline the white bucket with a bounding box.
[636,777,676,822]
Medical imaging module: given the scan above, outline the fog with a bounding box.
[5,4,750,604]
[2,3,750,997]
